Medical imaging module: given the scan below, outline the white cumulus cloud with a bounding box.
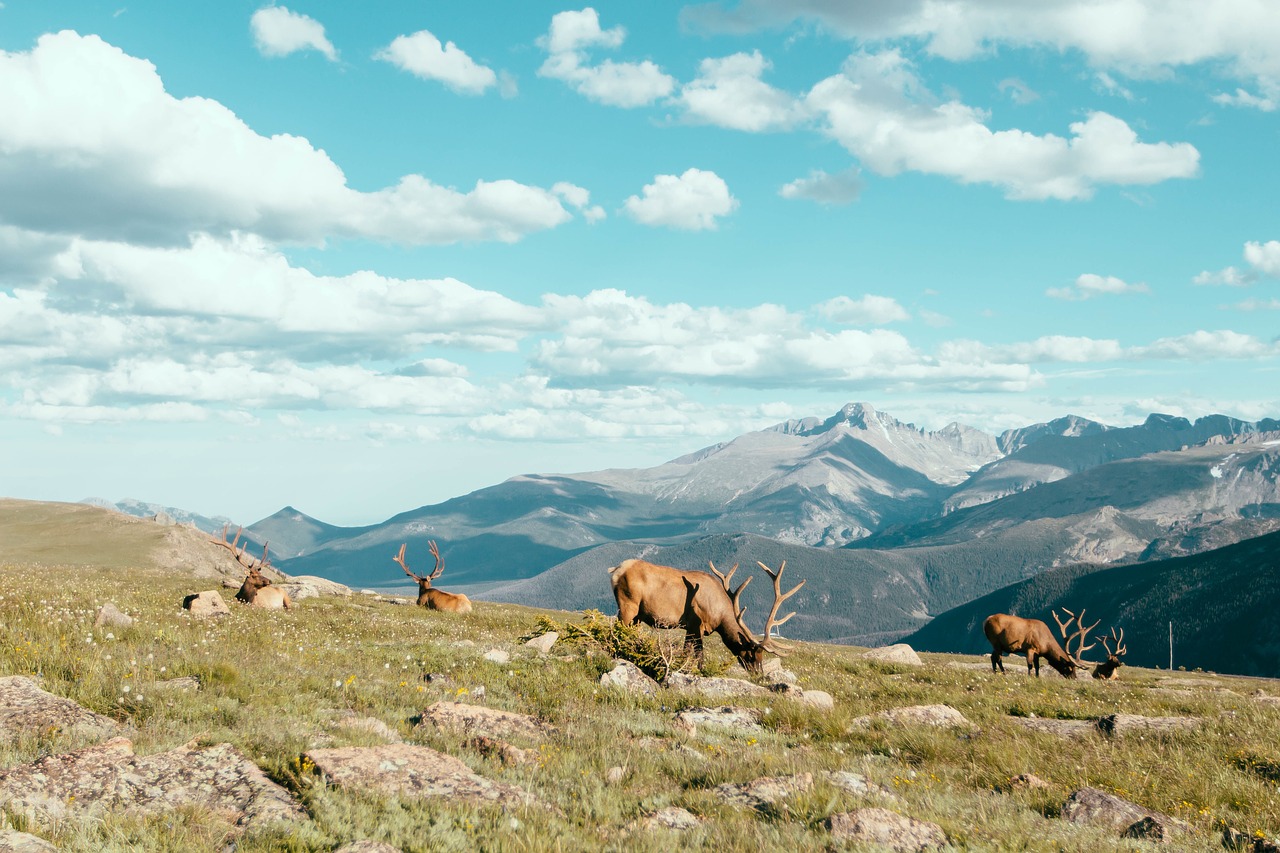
[817,295,909,325]
[1046,273,1149,300]
[1196,239,1280,285]
[678,51,807,131]
[538,8,675,107]
[623,169,738,230]
[250,6,336,61]
[779,168,864,205]
[376,30,499,95]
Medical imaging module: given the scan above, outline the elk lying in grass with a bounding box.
[394,541,472,613]
[608,557,805,674]
[210,524,292,610]
[983,608,1098,678]
[1093,627,1127,679]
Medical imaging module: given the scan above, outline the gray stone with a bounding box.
[153,676,201,693]
[1008,717,1096,739]
[0,829,59,852]
[332,843,403,853]
[182,590,230,618]
[523,632,559,655]
[797,689,835,710]
[715,772,813,811]
[1096,713,1200,737]
[0,736,305,829]
[825,807,947,851]
[665,671,770,698]
[279,583,320,601]
[305,744,537,808]
[1005,773,1052,791]
[825,770,899,800]
[465,735,532,766]
[673,706,762,737]
[482,649,510,664]
[643,806,700,831]
[94,602,133,629]
[286,575,353,597]
[416,701,550,743]
[606,766,626,784]
[0,676,120,744]
[861,644,924,666]
[331,715,402,744]
[1061,787,1189,837]
[600,659,659,697]
[853,704,970,729]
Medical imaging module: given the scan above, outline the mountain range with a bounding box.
[84,402,1280,647]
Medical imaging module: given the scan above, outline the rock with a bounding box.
[482,649,510,664]
[825,770,899,800]
[0,736,305,829]
[0,829,59,852]
[852,704,970,730]
[861,644,923,666]
[762,666,798,686]
[466,735,532,766]
[1224,827,1280,851]
[182,590,230,618]
[417,701,550,742]
[1096,713,1200,737]
[665,671,770,698]
[606,766,626,784]
[287,575,353,597]
[153,676,201,693]
[1005,773,1052,791]
[825,807,947,851]
[524,632,559,655]
[642,806,700,831]
[715,773,813,811]
[94,602,133,629]
[672,706,762,737]
[1008,717,1096,739]
[1061,787,1188,838]
[332,842,403,853]
[769,682,805,698]
[1252,692,1280,708]
[279,583,320,601]
[797,689,835,710]
[600,660,659,697]
[331,715,402,744]
[305,744,537,808]
[0,676,120,743]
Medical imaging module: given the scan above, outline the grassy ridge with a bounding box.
[2,561,1280,851]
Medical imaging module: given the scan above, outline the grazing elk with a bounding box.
[210,524,292,610]
[983,608,1098,678]
[608,557,805,674]
[1092,627,1127,680]
[393,541,472,613]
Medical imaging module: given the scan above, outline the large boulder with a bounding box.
[416,702,551,743]
[181,590,230,618]
[825,807,947,851]
[305,744,537,808]
[0,676,120,744]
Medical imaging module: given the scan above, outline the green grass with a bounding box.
[2,562,1279,851]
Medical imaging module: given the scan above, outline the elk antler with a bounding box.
[709,561,751,623]
[757,560,805,655]
[1052,607,1099,665]
[1099,627,1126,658]
[211,524,269,570]
[393,543,424,582]
[427,540,447,582]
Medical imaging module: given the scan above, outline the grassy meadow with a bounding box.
[1,558,1279,852]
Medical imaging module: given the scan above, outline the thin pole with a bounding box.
[1168,621,1173,670]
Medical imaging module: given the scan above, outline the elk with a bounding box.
[608,557,805,674]
[393,541,472,613]
[209,524,292,610]
[983,607,1097,678]
[1092,627,1127,680]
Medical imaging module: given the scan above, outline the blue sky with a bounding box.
[1,1,1277,526]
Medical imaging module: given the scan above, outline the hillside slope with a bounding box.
[903,528,1280,678]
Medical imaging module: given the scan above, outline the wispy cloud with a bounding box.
[250,6,337,61]
[1046,273,1150,300]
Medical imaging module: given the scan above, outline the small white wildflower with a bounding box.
[104,655,112,661]
[106,633,114,640]
[122,685,131,693]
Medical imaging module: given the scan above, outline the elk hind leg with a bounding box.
[990,650,1004,674]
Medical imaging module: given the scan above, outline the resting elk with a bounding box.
[393,541,472,613]
[1093,627,1127,680]
[210,524,292,610]
[608,557,804,674]
[983,608,1098,678]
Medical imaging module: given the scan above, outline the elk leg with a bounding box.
[684,631,704,665]
[990,650,1004,673]
[617,601,640,625]
[1026,650,1038,677]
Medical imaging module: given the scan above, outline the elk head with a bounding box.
[210,524,291,609]
[1093,627,1127,679]
[711,559,805,674]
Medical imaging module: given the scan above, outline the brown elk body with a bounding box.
[608,557,803,674]
[983,613,1081,678]
[210,525,292,610]
[394,541,472,613]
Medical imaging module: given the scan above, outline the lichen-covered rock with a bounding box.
[466,735,532,766]
[852,704,970,729]
[305,744,537,808]
[0,676,120,744]
[153,675,201,693]
[482,649,510,664]
[1005,773,1052,791]
[600,659,658,697]
[181,590,230,618]
[1096,713,1200,737]
[665,671,770,698]
[0,736,305,830]
[715,773,813,811]
[1061,787,1188,838]
[523,632,558,655]
[672,706,762,737]
[861,644,923,666]
[1008,717,1096,739]
[642,806,700,831]
[94,602,133,629]
[331,714,402,744]
[0,829,59,852]
[825,770,899,800]
[825,807,947,851]
[286,575,353,597]
[332,842,403,853]
[416,701,550,743]
[797,689,834,710]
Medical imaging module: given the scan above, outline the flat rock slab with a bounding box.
[853,704,971,729]
[1061,787,1189,838]
[825,807,947,851]
[0,736,305,829]
[0,830,58,852]
[638,806,701,831]
[825,770,899,800]
[182,590,230,618]
[0,676,121,744]
[416,702,550,743]
[673,706,763,737]
[715,772,812,810]
[305,744,536,809]
[1008,717,1097,739]
[861,644,923,666]
[600,660,659,697]
[665,672,771,698]
[1097,713,1200,737]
